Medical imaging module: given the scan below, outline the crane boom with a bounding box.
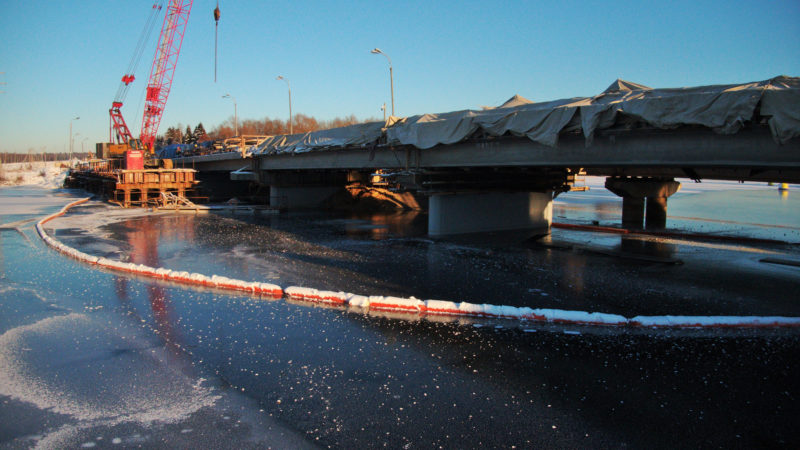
[140,0,194,152]
[109,2,164,147]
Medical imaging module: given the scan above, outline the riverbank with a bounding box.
[0,161,70,188]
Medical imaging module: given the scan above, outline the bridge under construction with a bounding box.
[174,76,800,234]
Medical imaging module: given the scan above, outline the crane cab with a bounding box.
[95,138,146,169]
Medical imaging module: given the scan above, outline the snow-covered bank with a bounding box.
[36,199,800,329]
[0,160,71,188]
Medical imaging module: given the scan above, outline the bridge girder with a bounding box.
[248,126,800,184]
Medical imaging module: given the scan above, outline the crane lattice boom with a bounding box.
[140,0,193,151]
[108,2,164,147]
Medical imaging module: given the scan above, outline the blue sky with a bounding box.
[1,0,799,154]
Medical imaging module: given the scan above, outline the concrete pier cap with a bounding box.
[269,185,340,209]
[605,177,681,229]
[261,170,352,210]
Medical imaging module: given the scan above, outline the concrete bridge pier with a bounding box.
[269,186,340,209]
[428,191,554,236]
[605,177,681,229]
[261,170,365,210]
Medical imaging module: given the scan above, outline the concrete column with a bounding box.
[269,185,340,210]
[645,196,668,229]
[428,191,553,236]
[621,196,645,229]
[605,177,680,230]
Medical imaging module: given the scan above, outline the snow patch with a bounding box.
[0,161,69,188]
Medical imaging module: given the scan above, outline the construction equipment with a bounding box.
[106,1,196,163]
[73,0,210,207]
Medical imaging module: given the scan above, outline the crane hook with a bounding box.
[214,3,221,82]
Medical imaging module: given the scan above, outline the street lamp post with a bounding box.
[222,94,238,137]
[69,116,79,166]
[371,48,394,117]
[72,133,81,165]
[276,76,293,135]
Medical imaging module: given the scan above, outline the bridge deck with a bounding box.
[179,76,800,183]
[249,126,800,183]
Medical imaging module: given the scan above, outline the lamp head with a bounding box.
[371,48,382,55]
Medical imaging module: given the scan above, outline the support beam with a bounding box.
[428,191,553,236]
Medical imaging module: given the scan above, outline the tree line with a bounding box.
[3,114,379,157]
[0,152,91,164]
[157,114,375,147]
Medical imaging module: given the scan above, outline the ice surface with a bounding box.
[35,198,800,329]
[0,314,220,426]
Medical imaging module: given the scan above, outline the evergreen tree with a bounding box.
[183,125,194,144]
[165,126,182,145]
[193,123,208,142]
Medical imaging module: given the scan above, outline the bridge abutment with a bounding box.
[605,177,681,229]
[428,191,553,236]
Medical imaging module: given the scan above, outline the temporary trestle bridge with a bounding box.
[65,160,199,208]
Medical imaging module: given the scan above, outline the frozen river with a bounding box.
[1,181,799,448]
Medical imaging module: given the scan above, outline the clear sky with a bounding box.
[1,0,799,154]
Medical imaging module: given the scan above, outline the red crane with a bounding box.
[109,0,194,153]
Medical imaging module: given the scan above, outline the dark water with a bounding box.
[2,184,800,448]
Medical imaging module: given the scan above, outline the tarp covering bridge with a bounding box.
[251,75,800,156]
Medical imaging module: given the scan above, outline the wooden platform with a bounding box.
[65,167,200,208]
[114,169,199,207]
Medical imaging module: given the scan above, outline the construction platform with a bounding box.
[65,161,200,208]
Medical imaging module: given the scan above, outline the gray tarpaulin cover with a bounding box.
[255,121,385,155]
[254,76,799,155]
